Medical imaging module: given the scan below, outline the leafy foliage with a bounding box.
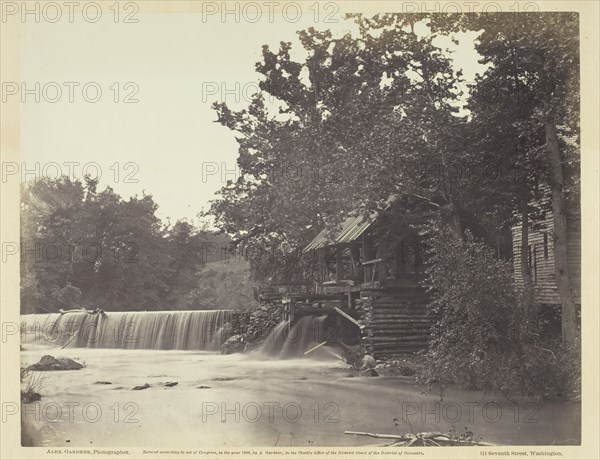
[182,259,259,310]
[417,223,580,398]
[240,301,284,347]
[21,176,219,313]
[209,15,476,281]
[341,344,367,370]
[206,12,581,396]
[20,365,44,403]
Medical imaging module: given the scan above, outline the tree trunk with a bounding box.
[545,121,578,344]
[448,205,463,242]
[440,200,463,242]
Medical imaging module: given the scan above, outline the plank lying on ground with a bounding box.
[345,431,410,440]
[346,431,495,446]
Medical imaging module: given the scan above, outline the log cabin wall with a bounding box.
[512,196,581,306]
[357,286,435,357]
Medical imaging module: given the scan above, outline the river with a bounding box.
[20,345,581,447]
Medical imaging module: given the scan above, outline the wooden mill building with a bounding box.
[302,196,436,357]
[511,186,581,333]
[258,182,581,356]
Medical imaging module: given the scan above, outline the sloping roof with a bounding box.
[303,214,376,252]
[303,194,428,252]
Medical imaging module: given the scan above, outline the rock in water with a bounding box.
[28,355,83,371]
[359,355,378,376]
[360,368,379,377]
[221,334,245,354]
[132,383,150,390]
[362,355,376,369]
[21,391,41,403]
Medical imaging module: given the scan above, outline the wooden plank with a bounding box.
[322,280,355,286]
[322,281,339,286]
[304,341,328,356]
[333,307,360,327]
[361,258,382,266]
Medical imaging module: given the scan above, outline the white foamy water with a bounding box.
[21,310,234,351]
[20,313,581,448]
[260,316,344,359]
[20,346,581,448]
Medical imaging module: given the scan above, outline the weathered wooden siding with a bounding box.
[512,201,581,305]
[357,286,436,357]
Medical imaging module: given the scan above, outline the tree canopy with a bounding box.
[20,176,238,313]
[208,13,579,284]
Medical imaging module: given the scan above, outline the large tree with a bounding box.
[432,12,580,343]
[20,176,210,313]
[210,13,580,343]
[210,14,484,281]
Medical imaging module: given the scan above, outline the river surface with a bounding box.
[21,345,581,447]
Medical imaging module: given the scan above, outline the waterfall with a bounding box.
[260,315,338,358]
[21,310,235,351]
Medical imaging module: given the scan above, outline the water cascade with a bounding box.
[260,315,345,359]
[20,310,235,351]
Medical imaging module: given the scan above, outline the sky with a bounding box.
[19,8,484,226]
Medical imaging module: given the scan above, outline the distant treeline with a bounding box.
[20,176,255,314]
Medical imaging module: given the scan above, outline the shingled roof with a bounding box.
[303,194,434,253]
[303,213,377,252]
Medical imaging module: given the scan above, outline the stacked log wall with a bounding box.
[357,286,435,358]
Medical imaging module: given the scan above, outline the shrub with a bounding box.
[21,365,44,403]
[417,224,580,399]
[241,302,285,347]
[51,282,82,309]
[342,344,367,370]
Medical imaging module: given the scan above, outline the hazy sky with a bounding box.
[20,10,484,225]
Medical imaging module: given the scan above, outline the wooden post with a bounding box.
[351,244,362,280]
[336,244,343,282]
[289,301,296,329]
[376,240,387,282]
[362,234,370,284]
[318,248,325,284]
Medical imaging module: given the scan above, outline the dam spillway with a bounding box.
[20,310,237,351]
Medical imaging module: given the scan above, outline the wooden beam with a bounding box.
[334,307,360,327]
[303,341,328,356]
[361,258,382,266]
[345,431,408,440]
[322,280,355,286]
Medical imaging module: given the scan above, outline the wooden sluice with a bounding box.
[259,285,362,347]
